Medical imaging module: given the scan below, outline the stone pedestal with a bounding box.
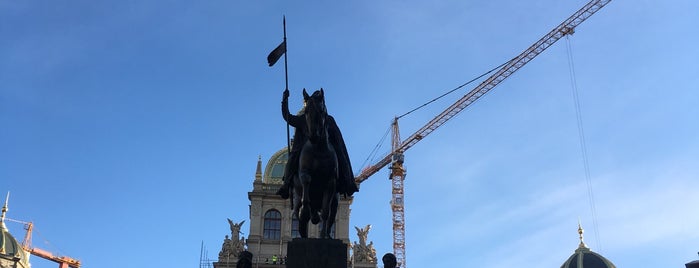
[286,238,347,268]
[352,262,377,268]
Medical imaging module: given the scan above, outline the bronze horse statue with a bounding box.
[279,88,358,238]
[293,89,339,238]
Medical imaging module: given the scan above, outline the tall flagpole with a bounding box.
[283,16,288,91]
[283,16,290,155]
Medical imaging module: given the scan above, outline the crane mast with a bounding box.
[354,1,611,267]
[389,118,406,268]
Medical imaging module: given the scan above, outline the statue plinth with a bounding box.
[286,238,348,268]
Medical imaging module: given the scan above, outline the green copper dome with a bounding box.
[561,246,616,268]
[263,147,289,185]
[1,224,30,268]
[0,194,31,268]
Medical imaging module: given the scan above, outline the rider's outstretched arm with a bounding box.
[282,89,303,128]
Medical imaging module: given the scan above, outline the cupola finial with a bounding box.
[1,192,9,230]
[578,220,587,249]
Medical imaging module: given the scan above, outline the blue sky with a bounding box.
[1,1,698,267]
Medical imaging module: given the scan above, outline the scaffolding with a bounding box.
[199,242,215,268]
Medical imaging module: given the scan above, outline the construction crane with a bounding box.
[2,193,81,268]
[353,1,611,267]
[20,221,82,268]
[3,218,82,268]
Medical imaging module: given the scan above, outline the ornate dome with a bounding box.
[561,224,616,268]
[0,195,31,268]
[561,247,616,268]
[1,224,30,268]
[263,147,289,185]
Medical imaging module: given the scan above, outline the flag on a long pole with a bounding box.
[268,16,291,154]
[268,16,287,67]
[267,40,286,67]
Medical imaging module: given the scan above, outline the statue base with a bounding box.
[286,238,348,268]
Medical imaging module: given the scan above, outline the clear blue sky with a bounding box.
[2,1,698,267]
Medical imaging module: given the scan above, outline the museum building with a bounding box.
[212,147,377,268]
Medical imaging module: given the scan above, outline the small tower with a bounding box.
[560,223,616,268]
[255,155,263,182]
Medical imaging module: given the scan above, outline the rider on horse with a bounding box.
[276,88,358,200]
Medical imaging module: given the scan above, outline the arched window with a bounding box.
[291,218,300,238]
[263,209,282,240]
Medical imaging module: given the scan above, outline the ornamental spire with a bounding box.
[578,220,588,249]
[255,155,263,181]
[1,192,8,230]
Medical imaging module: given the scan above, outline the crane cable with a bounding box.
[565,35,602,251]
[396,60,509,120]
[359,60,510,174]
[6,218,73,258]
[33,225,71,257]
[358,124,392,174]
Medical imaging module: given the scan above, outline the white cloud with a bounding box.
[402,148,699,267]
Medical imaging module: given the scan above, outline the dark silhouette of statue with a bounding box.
[276,88,358,238]
[277,88,358,199]
[382,253,397,268]
[236,251,253,268]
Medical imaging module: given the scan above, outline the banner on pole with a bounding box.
[267,41,286,67]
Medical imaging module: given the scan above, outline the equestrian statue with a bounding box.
[276,88,358,238]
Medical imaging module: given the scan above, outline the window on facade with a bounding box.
[291,218,300,238]
[263,209,282,240]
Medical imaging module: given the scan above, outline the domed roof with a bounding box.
[686,254,699,268]
[561,224,616,268]
[1,224,30,267]
[263,147,289,185]
[561,247,616,268]
[0,194,31,268]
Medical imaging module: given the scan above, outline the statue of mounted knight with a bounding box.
[276,88,359,238]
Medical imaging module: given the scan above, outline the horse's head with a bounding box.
[303,88,328,143]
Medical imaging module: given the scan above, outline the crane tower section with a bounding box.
[390,118,406,268]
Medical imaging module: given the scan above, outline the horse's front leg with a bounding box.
[320,175,337,238]
[292,178,302,224]
[298,170,312,238]
[326,194,338,239]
